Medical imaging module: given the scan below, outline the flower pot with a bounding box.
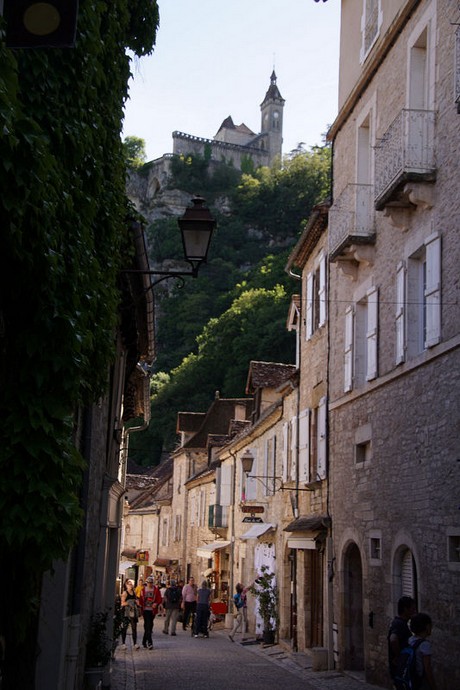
[262,628,275,645]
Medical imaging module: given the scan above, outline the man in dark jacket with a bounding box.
[162,579,182,636]
[388,596,417,685]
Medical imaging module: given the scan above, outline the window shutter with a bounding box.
[305,273,313,340]
[290,415,297,481]
[395,261,406,364]
[401,549,415,597]
[298,409,310,483]
[344,306,354,392]
[245,450,257,500]
[318,254,327,327]
[282,423,288,481]
[220,464,232,506]
[366,286,378,380]
[317,398,327,479]
[425,234,441,347]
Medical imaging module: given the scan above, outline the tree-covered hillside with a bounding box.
[128,145,331,464]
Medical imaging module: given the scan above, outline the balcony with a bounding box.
[208,504,228,529]
[374,109,436,210]
[329,183,375,261]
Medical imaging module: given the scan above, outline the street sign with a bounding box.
[242,517,264,523]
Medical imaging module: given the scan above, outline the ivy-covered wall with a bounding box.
[0,0,159,686]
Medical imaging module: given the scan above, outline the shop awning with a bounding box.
[240,523,276,540]
[283,515,331,533]
[153,558,175,567]
[118,561,136,574]
[196,541,230,558]
[121,548,138,560]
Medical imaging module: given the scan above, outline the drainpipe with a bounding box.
[228,448,237,617]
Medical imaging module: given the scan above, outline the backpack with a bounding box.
[168,586,181,604]
[393,639,423,690]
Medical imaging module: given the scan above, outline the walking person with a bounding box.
[134,577,144,599]
[181,576,197,631]
[388,596,417,685]
[406,612,437,690]
[139,576,162,649]
[120,579,140,650]
[162,579,182,636]
[228,583,247,642]
[193,580,211,638]
[158,581,167,617]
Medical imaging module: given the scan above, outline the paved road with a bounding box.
[110,621,388,690]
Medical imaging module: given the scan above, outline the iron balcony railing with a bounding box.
[374,108,436,208]
[328,183,375,259]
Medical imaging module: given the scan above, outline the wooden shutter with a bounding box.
[344,306,354,392]
[317,398,327,479]
[290,415,297,481]
[395,261,406,364]
[318,254,327,327]
[366,286,378,380]
[220,464,232,506]
[305,273,313,340]
[401,549,415,597]
[425,234,441,347]
[298,409,310,483]
[282,423,288,481]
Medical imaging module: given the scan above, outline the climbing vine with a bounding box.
[0,0,159,588]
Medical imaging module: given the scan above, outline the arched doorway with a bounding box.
[343,543,364,670]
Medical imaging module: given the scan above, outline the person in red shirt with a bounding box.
[139,576,162,649]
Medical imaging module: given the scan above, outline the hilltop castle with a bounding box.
[171,70,285,170]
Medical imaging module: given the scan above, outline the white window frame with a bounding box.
[290,415,297,482]
[366,286,378,381]
[395,261,406,364]
[220,464,232,506]
[344,306,354,392]
[298,409,310,483]
[406,233,441,356]
[317,397,327,480]
[305,252,327,341]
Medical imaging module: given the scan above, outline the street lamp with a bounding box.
[241,449,314,492]
[124,196,216,287]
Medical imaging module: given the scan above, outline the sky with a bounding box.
[122,0,341,163]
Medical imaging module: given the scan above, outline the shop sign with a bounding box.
[137,550,149,563]
[242,517,263,523]
[241,505,264,513]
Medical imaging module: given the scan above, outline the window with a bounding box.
[297,399,327,484]
[161,518,169,547]
[344,286,378,391]
[282,417,297,482]
[456,27,460,109]
[369,535,382,564]
[355,440,372,465]
[305,252,326,340]
[264,436,277,496]
[174,514,181,542]
[447,530,460,571]
[242,449,257,501]
[360,0,382,63]
[399,233,441,361]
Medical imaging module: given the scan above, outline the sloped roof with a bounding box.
[245,361,297,394]
[177,412,206,434]
[285,201,330,271]
[182,397,253,450]
[260,70,285,107]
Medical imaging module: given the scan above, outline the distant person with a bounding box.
[134,577,144,599]
[182,576,197,631]
[407,613,437,690]
[193,580,211,638]
[162,579,182,636]
[388,596,417,683]
[139,576,162,649]
[158,581,167,617]
[120,579,139,650]
[228,583,247,642]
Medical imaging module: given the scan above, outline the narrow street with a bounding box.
[110,620,387,690]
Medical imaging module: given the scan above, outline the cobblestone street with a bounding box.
[110,621,388,690]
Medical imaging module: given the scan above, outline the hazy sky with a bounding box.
[122,0,341,162]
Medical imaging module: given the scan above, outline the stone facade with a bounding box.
[327,1,460,687]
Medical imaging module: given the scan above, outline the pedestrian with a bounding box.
[388,595,417,684]
[162,579,182,636]
[228,582,247,642]
[158,581,167,617]
[193,580,211,638]
[139,575,162,649]
[134,577,144,599]
[120,579,140,650]
[406,613,437,690]
[181,576,197,631]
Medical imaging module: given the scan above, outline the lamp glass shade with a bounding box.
[241,451,255,475]
[178,196,215,264]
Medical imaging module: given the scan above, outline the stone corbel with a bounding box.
[403,182,434,210]
[336,258,358,281]
[383,206,412,231]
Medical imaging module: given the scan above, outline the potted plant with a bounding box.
[84,610,112,689]
[249,565,279,644]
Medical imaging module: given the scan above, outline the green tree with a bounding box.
[123,135,147,167]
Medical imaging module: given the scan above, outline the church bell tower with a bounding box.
[260,70,285,165]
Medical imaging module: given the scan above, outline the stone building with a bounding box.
[326,1,460,687]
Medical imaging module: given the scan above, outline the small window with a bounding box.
[356,440,372,464]
[360,0,382,62]
[370,537,381,561]
[448,535,460,564]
